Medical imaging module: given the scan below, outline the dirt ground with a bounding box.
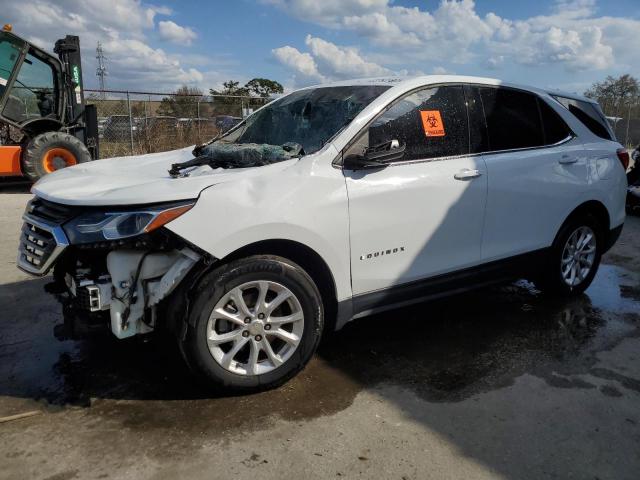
[1,184,639,480]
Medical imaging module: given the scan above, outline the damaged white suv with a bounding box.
[18,76,627,392]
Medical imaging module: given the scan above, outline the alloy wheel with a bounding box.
[206,280,304,375]
[561,226,597,287]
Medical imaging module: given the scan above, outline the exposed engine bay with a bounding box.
[55,247,200,339]
[19,197,204,339]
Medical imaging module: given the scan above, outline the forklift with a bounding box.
[0,24,98,181]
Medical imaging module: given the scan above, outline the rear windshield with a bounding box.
[219,85,391,154]
[552,95,613,141]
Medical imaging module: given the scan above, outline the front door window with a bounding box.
[346,85,470,162]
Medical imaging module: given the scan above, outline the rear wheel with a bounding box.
[22,131,91,182]
[535,214,603,296]
[179,255,324,393]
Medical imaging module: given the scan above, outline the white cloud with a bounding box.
[272,45,326,83]
[273,35,393,86]
[304,35,391,78]
[267,0,640,74]
[260,0,388,26]
[2,0,206,91]
[432,66,453,75]
[158,20,197,46]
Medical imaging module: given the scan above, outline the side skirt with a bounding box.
[335,248,549,330]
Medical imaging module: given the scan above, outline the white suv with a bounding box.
[18,76,627,392]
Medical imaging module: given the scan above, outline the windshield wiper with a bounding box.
[168,154,213,177]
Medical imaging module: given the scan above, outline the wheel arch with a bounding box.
[221,239,339,332]
[20,118,64,138]
[556,200,610,244]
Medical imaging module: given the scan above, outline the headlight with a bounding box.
[63,201,195,244]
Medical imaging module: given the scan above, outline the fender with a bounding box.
[21,117,64,137]
[167,148,353,302]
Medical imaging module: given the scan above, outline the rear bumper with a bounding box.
[604,224,623,253]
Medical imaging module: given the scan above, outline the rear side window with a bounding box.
[539,99,573,145]
[367,85,470,161]
[552,96,613,141]
[478,87,544,151]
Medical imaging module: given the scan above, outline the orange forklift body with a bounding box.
[0,145,22,176]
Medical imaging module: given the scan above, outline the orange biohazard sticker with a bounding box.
[420,110,445,137]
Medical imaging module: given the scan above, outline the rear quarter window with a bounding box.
[552,96,613,141]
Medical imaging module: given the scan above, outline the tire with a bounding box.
[535,213,603,296]
[22,131,91,182]
[179,255,324,393]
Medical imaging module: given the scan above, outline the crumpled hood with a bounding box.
[32,146,297,206]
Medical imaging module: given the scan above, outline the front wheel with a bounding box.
[179,255,324,393]
[535,214,603,296]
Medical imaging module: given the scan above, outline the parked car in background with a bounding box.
[178,117,217,132]
[214,115,242,134]
[101,115,136,140]
[18,76,627,393]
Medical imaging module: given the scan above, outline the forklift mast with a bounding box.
[54,35,99,159]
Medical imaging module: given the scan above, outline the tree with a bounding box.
[209,80,249,98]
[585,74,639,117]
[245,78,283,98]
[157,85,205,118]
[208,78,281,116]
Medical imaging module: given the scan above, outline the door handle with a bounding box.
[454,169,482,180]
[559,155,578,165]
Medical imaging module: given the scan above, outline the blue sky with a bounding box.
[2,0,639,95]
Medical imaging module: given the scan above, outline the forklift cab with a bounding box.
[0,29,63,134]
[0,26,98,180]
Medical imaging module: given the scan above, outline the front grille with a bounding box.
[28,197,80,223]
[17,199,71,275]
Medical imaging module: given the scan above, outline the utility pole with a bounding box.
[96,41,107,99]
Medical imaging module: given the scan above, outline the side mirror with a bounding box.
[343,139,406,171]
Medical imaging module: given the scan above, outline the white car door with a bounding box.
[467,86,589,261]
[344,85,488,296]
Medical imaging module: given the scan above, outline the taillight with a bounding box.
[617,148,630,171]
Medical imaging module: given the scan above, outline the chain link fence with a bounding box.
[85,90,640,158]
[86,89,271,159]
[601,100,640,150]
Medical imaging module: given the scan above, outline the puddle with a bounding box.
[0,263,639,434]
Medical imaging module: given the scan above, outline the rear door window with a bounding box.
[551,96,613,141]
[366,84,470,161]
[539,99,573,145]
[463,85,489,154]
[478,87,544,151]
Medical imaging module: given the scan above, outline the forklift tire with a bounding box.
[22,131,91,182]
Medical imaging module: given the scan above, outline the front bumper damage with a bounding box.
[105,248,200,338]
[55,248,200,340]
[18,200,202,339]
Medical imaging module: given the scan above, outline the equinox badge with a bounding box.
[360,247,405,260]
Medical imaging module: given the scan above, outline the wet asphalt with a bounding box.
[1,189,639,480]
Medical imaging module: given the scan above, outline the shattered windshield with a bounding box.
[218,85,391,154]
